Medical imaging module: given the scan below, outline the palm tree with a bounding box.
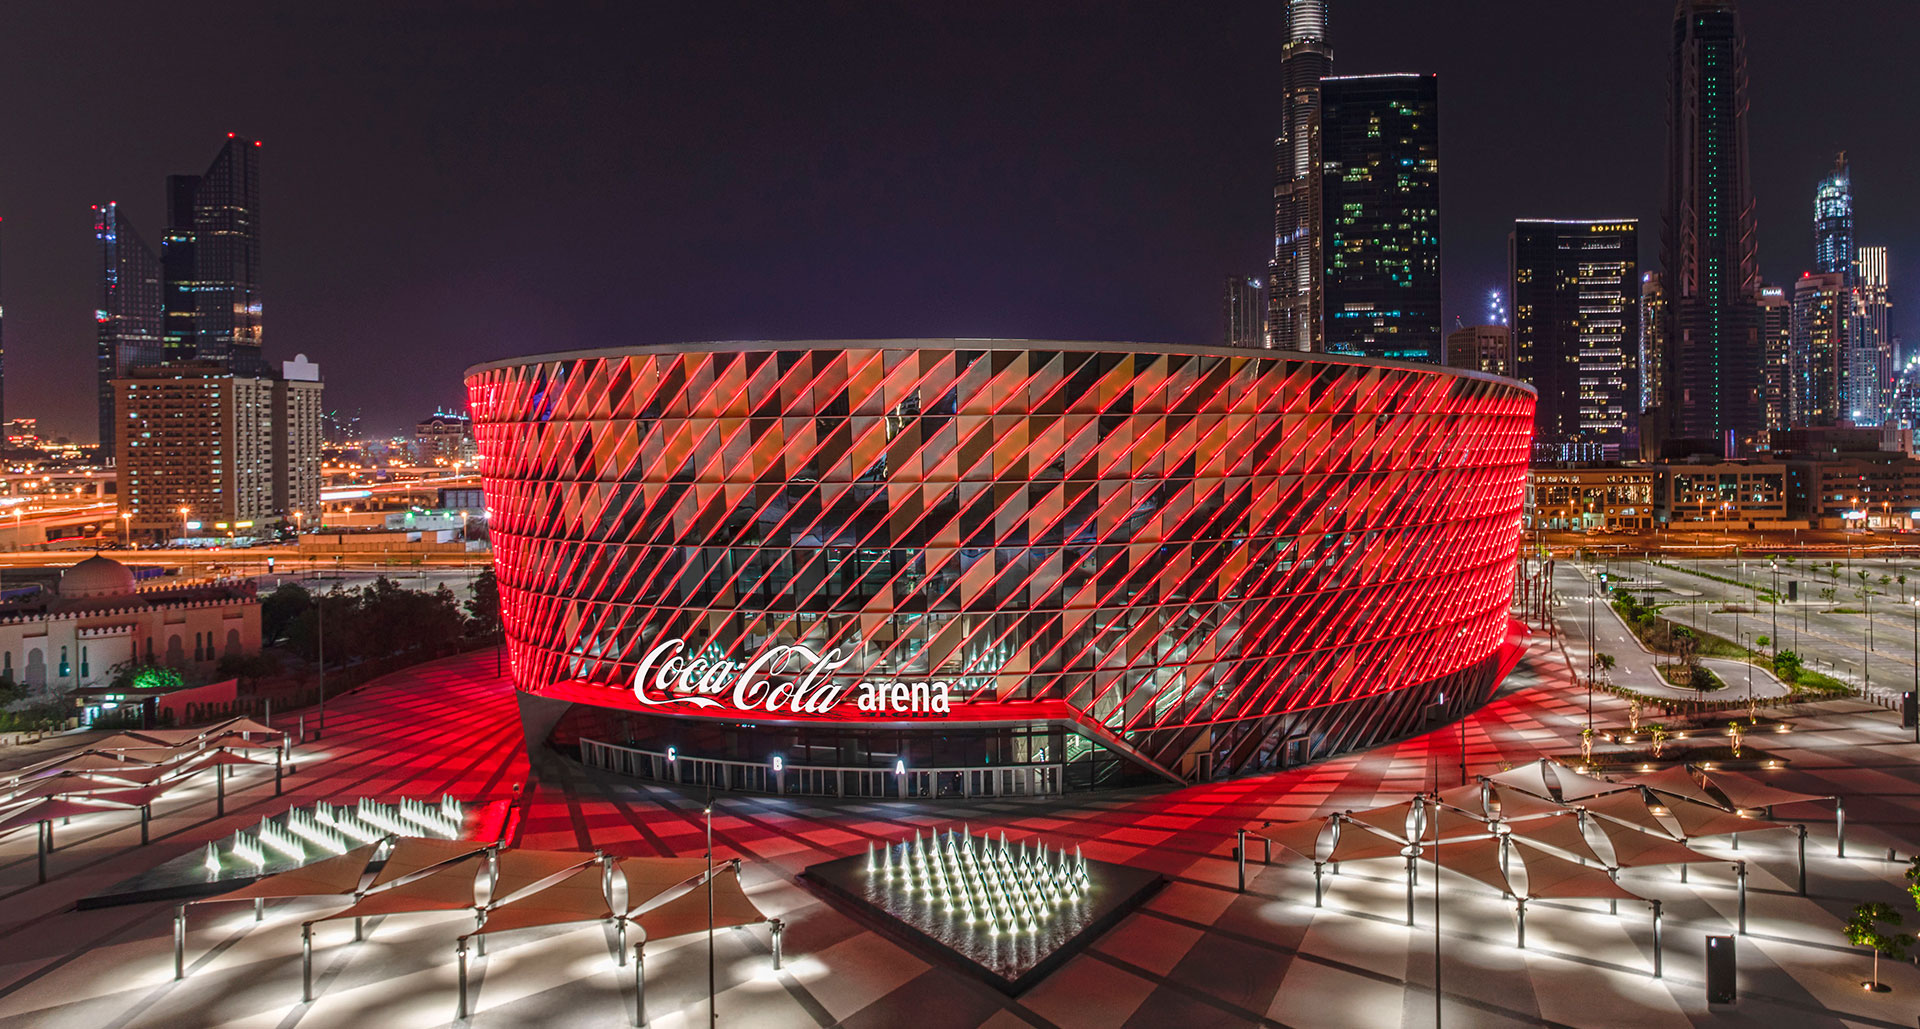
[1595,652,1616,687]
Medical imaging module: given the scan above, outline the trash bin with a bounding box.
[1706,934,1736,1003]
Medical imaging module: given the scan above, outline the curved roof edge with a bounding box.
[464,340,1535,396]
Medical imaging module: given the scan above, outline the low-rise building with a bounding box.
[1655,461,1793,528]
[1526,468,1656,531]
[1785,452,1920,529]
[0,554,260,692]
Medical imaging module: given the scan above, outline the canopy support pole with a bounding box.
[354,916,364,942]
[771,918,784,970]
[1236,829,1246,892]
[1797,824,1807,895]
[255,897,264,922]
[1652,900,1663,978]
[141,805,151,846]
[1836,798,1846,857]
[1515,898,1526,949]
[617,917,628,967]
[456,940,469,1020]
[173,905,186,980]
[216,762,225,818]
[1313,862,1324,907]
[301,924,314,1003]
[37,820,48,884]
[1405,852,1416,927]
[632,946,647,1027]
[1733,860,1747,934]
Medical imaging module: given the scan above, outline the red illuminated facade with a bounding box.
[466,341,1534,789]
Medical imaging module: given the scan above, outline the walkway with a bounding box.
[0,647,1917,1027]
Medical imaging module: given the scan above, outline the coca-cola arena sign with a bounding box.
[630,637,955,716]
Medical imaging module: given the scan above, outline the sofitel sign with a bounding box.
[631,637,955,716]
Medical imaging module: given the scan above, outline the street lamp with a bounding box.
[120,511,131,548]
[1770,560,1779,659]
[179,506,191,540]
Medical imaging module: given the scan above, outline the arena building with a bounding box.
[466,341,1534,795]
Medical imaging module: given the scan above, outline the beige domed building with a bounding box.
[0,554,260,691]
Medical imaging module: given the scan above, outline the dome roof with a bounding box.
[59,554,138,600]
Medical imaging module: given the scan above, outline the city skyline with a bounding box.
[0,1,1916,439]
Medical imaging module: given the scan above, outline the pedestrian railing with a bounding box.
[579,738,1064,800]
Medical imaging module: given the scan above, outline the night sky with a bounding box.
[2,1,1915,440]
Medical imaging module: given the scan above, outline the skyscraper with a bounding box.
[1640,274,1667,413]
[94,203,166,454]
[1857,245,1892,424]
[1511,220,1640,457]
[0,217,6,431]
[1266,0,1331,352]
[1222,275,1267,349]
[272,355,325,520]
[1444,324,1512,378]
[1814,153,1854,282]
[1790,272,1848,427]
[1321,73,1441,363]
[1660,0,1762,449]
[1757,284,1790,433]
[178,135,264,374]
[161,173,200,360]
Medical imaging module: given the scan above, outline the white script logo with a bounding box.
[631,637,954,716]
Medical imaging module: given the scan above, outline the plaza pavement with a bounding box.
[0,640,1918,1027]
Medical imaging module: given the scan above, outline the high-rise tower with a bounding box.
[1856,245,1892,423]
[1321,73,1442,364]
[1511,220,1640,457]
[1790,272,1847,427]
[0,217,6,431]
[1814,153,1854,283]
[94,203,166,454]
[1266,0,1331,351]
[1660,0,1762,450]
[1757,284,1790,433]
[1222,275,1266,349]
[177,135,264,375]
[161,173,201,360]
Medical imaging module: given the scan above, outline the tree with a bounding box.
[109,663,183,692]
[1595,652,1616,687]
[1844,901,1911,991]
[1755,635,1769,651]
[465,567,501,637]
[261,583,313,645]
[1774,649,1803,684]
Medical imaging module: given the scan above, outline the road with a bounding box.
[0,547,495,604]
[1570,554,1920,700]
[1550,561,1789,703]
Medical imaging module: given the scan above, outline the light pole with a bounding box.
[1912,599,1918,745]
[119,511,131,547]
[1770,560,1779,659]
[314,585,327,739]
[179,506,191,542]
[1586,573,1597,737]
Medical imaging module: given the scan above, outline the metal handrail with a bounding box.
[579,738,1064,799]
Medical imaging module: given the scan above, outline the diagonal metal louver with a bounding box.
[465,341,1535,781]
